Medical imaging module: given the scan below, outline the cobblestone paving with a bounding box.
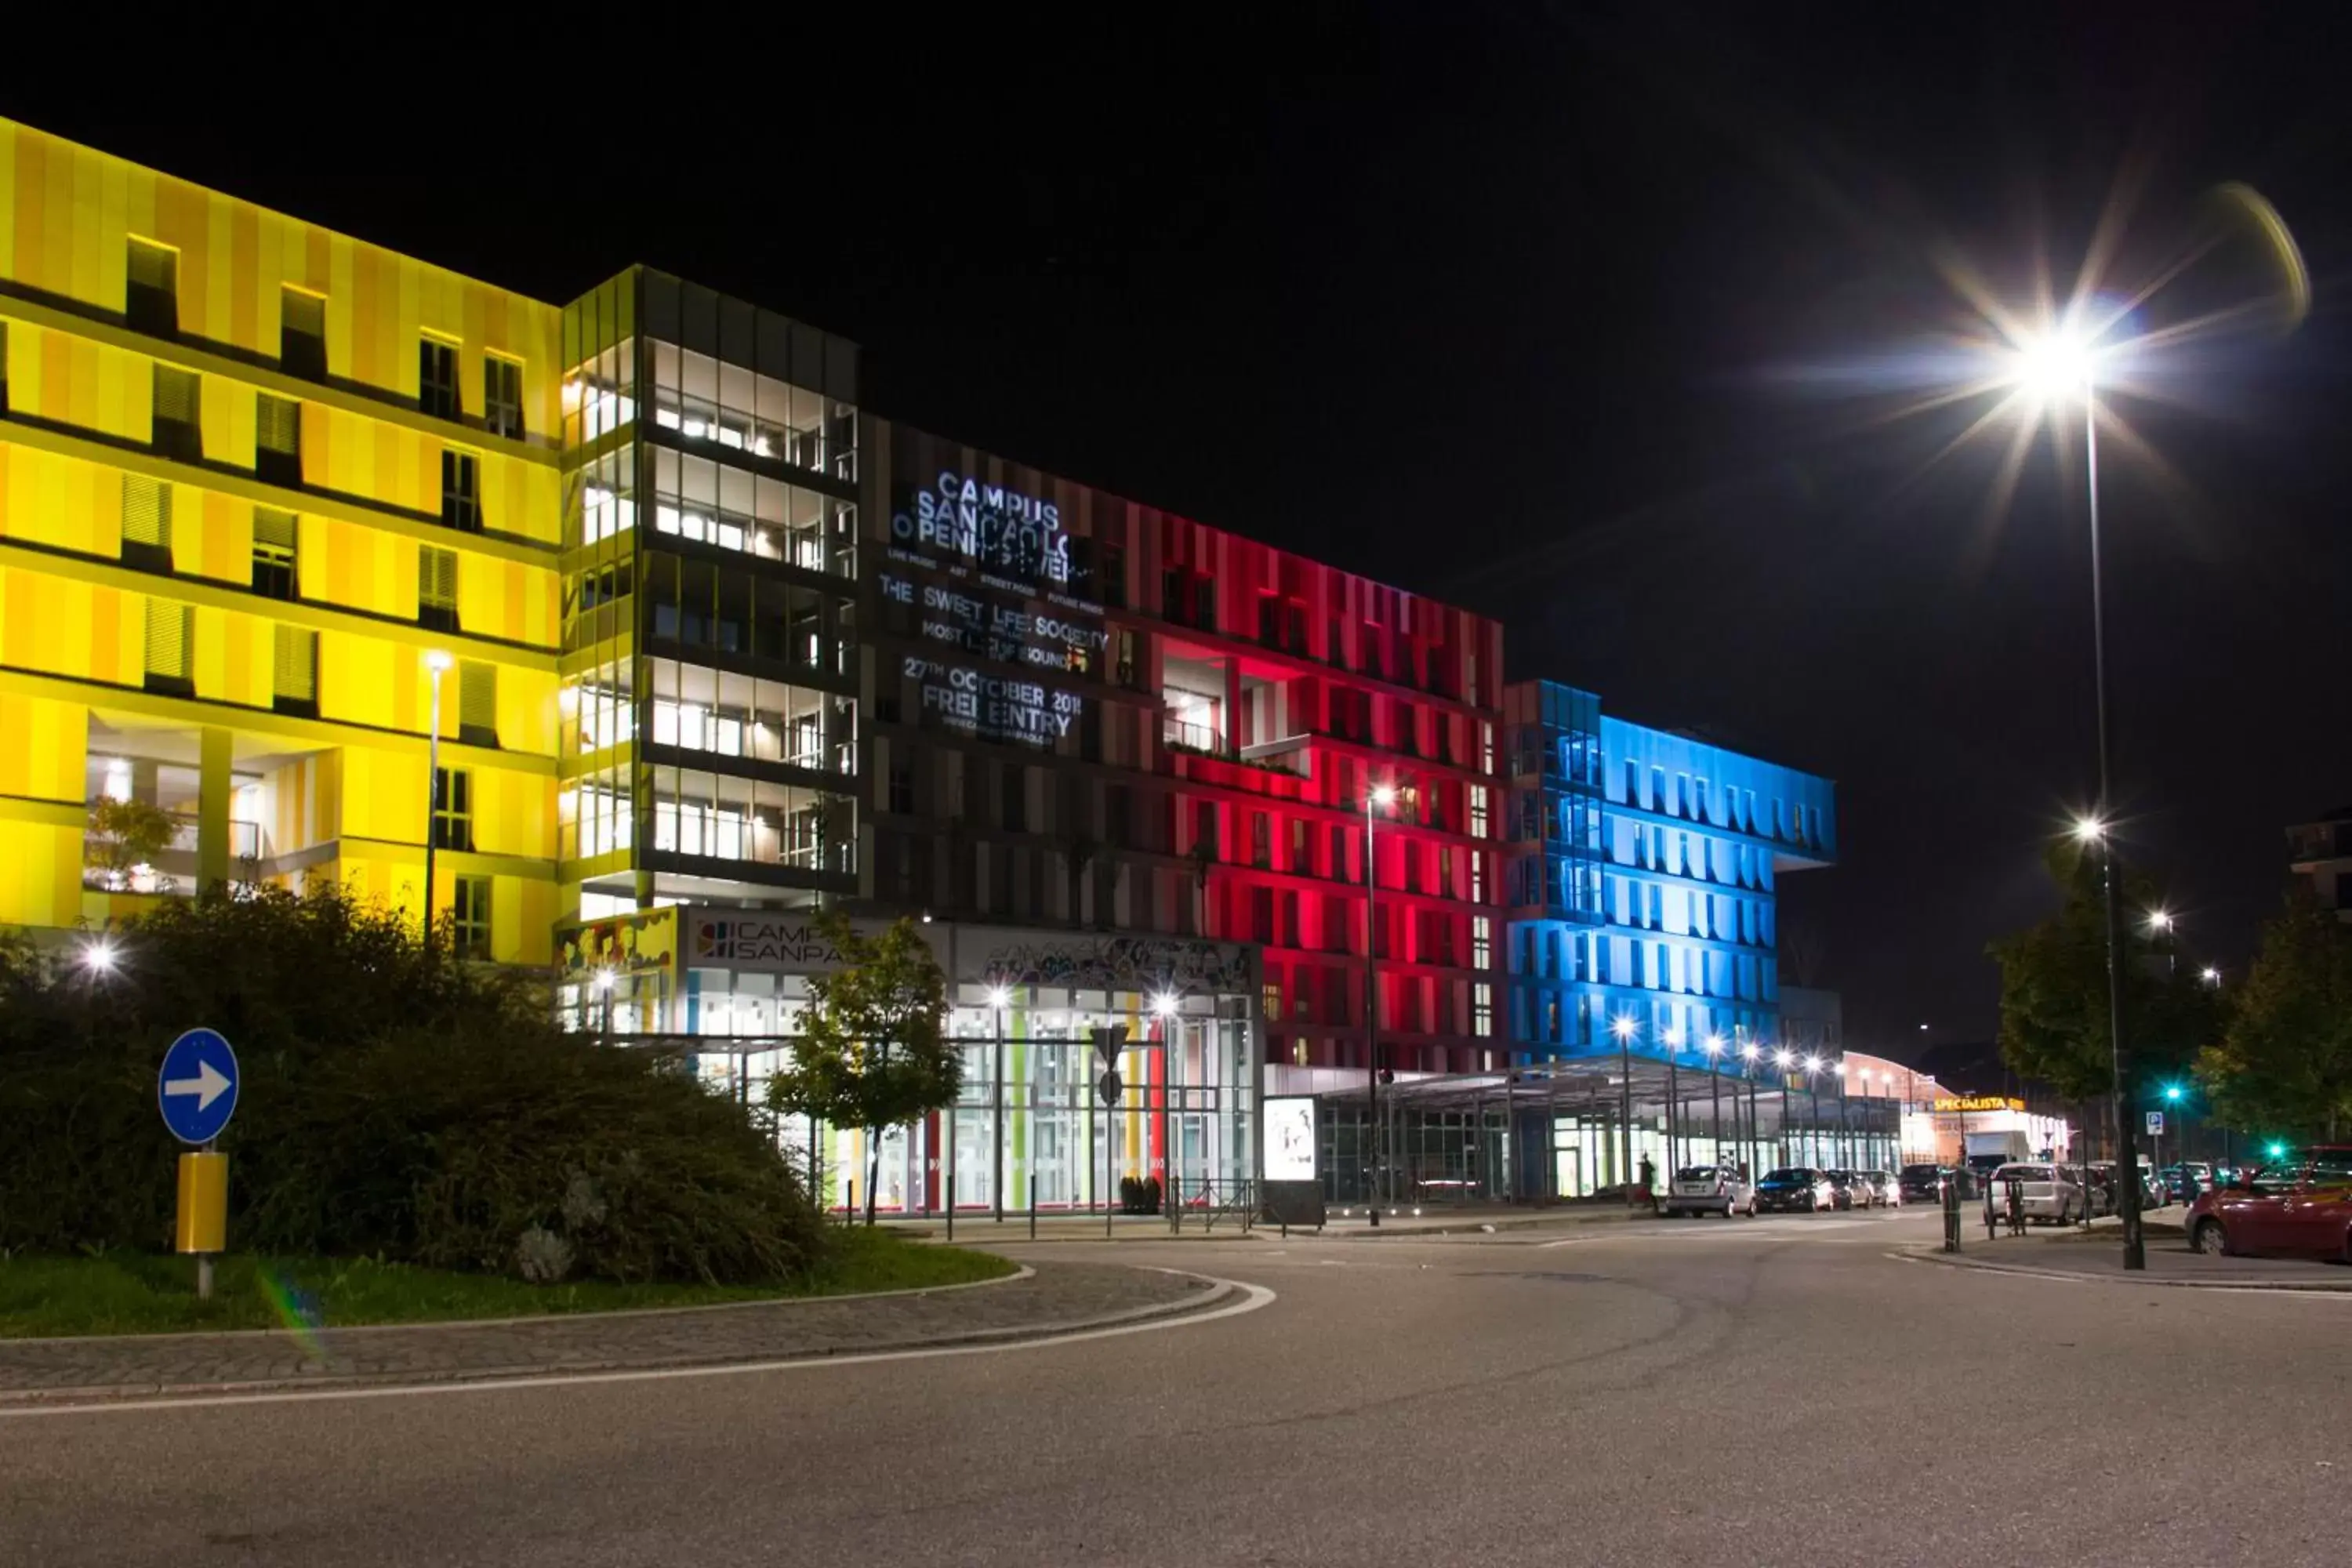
[0,1264,1218,1403]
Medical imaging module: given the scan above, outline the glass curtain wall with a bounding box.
[670,975,1254,1217]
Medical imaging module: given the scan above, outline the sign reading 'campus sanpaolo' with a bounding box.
[890,470,1093,602]
[1932,1095,2027,1114]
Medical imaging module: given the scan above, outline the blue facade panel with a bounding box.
[1503,681,1835,1073]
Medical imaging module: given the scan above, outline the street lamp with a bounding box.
[1802,1055,1824,1169]
[2199,966,2221,986]
[422,648,456,950]
[1364,782,1397,1215]
[593,965,616,1040]
[78,937,118,975]
[1773,1048,1795,1166]
[1739,1040,1762,1176]
[1703,1033,1725,1170]
[1663,1025,1684,1174]
[2013,315,2144,1269]
[1612,1014,1639,1205]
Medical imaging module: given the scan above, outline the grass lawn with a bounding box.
[0,1228,1015,1338]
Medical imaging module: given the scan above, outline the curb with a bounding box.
[1890,1247,2352,1293]
[0,1263,1039,1349]
[0,1272,1234,1410]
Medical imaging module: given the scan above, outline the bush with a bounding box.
[0,887,822,1284]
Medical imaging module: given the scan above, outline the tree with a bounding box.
[84,796,178,891]
[1987,844,2225,1134]
[2197,890,2352,1140]
[766,912,960,1225]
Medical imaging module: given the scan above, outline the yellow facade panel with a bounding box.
[0,691,86,801]
[198,373,255,469]
[0,818,81,928]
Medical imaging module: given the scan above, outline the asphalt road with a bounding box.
[7,1208,2345,1567]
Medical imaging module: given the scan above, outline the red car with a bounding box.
[2185,1146,2352,1260]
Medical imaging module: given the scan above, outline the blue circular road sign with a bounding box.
[157,1028,240,1145]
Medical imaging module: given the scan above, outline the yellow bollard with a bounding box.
[176,1151,227,1298]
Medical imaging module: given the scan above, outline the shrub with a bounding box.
[0,887,822,1284]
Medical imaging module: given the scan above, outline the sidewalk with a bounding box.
[0,1262,1223,1407]
[887,1201,1646,1244]
[1900,1208,2352,1291]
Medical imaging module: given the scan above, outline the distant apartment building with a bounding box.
[2288,807,2352,921]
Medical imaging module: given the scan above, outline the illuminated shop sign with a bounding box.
[903,654,1082,746]
[1932,1095,2026,1113]
[891,470,1076,590]
[880,571,1105,673]
[691,916,848,967]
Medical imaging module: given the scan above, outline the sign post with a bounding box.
[1093,1025,1127,1240]
[158,1028,240,1300]
[2147,1112,2165,1203]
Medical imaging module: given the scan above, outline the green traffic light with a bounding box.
[2164,1085,2183,1102]
[2268,1142,2287,1160]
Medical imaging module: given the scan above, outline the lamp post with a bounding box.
[594,966,616,1040]
[2013,319,2143,1270]
[1703,1033,1725,1169]
[1663,1025,1684,1176]
[989,985,1011,1221]
[1740,1040,1761,1177]
[1612,1014,1639,1205]
[78,935,117,1050]
[1773,1047,1795,1167]
[1802,1055,1824,1170]
[2164,1081,2187,1169]
[2072,813,2144,1266]
[422,649,455,949]
[1364,783,1396,1216]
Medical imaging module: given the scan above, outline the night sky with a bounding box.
[14,6,2349,1054]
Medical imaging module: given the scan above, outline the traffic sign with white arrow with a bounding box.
[158,1028,240,1144]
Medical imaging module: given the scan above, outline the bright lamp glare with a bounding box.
[2071,816,2106,845]
[1152,992,1180,1017]
[1773,1049,1793,1067]
[593,967,616,993]
[2010,328,2095,399]
[80,939,117,974]
[1610,1016,1635,1040]
[986,986,1011,1009]
[1370,786,1397,807]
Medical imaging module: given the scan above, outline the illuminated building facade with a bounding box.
[1503,679,1837,1064]
[0,118,563,957]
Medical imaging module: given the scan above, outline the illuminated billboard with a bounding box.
[1265,1096,1318,1183]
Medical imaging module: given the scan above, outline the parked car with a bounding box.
[1982,1163,2085,1226]
[1755,1167,1835,1213]
[2161,1162,2214,1204]
[1897,1164,1950,1203]
[1824,1170,1864,1210]
[2186,1146,2352,1260]
[1859,1170,1902,1207]
[1663,1164,1757,1218]
[2084,1162,2120,1218]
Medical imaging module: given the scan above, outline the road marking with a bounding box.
[0,1271,1278,1421]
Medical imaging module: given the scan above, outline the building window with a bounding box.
[126,238,178,336]
[1472,914,1491,968]
[484,355,524,440]
[0,321,9,414]
[256,394,303,487]
[252,508,298,600]
[430,767,474,851]
[419,337,461,421]
[1001,766,1027,832]
[887,763,913,815]
[441,450,481,532]
[273,625,318,717]
[152,365,201,462]
[1475,982,1494,1038]
[1251,812,1270,869]
[280,289,327,379]
[458,659,498,748]
[143,597,194,695]
[451,875,492,959]
[122,475,173,572]
[419,545,459,631]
